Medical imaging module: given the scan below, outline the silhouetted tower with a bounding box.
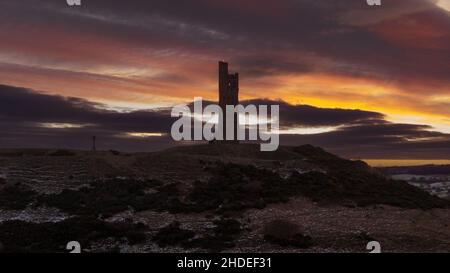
[218,61,239,140]
[92,136,96,151]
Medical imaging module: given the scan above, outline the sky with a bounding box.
[0,0,449,159]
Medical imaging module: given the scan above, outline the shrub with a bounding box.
[0,183,36,210]
[188,161,449,213]
[263,220,313,248]
[183,218,243,251]
[0,216,147,253]
[153,218,243,251]
[38,178,166,217]
[153,221,195,247]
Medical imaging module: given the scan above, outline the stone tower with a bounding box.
[218,61,239,140]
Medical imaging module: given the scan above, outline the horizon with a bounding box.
[2,144,450,167]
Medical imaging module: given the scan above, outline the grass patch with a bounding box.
[263,220,313,248]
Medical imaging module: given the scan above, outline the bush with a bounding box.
[186,218,243,251]
[188,161,449,213]
[288,170,450,209]
[153,221,195,247]
[0,216,147,253]
[263,220,313,248]
[188,162,283,213]
[109,150,121,155]
[38,178,166,217]
[153,219,243,251]
[0,183,36,210]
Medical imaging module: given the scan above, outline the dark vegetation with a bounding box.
[129,183,186,213]
[186,218,243,251]
[0,176,184,217]
[38,178,165,217]
[0,149,50,157]
[291,146,449,208]
[291,170,448,209]
[38,158,447,217]
[109,150,121,155]
[1,144,447,253]
[0,149,77,157]
[187,161,449,212]
[0,216,147,253]
[153,218,243,251]
[4,146,448,218]
[47,149,76,157]
[0,183,37,210]
[187,162,286,212]
[263,220,313,248]
[152,221,195,248]
[293,145,371,172]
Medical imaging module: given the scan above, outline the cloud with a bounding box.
[0,84,174,133]
[1,0,448,87]
[0,0,448,157]
[242,99,384,128]
[0,0,448,134]
[0,84,449,158]
[281,121,450,159]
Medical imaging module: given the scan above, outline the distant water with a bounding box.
[362,159,450,167]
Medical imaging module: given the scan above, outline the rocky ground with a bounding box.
[0,144,449,253]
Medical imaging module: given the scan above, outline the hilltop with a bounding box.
[0,144,449,252]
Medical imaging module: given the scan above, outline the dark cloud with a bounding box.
[0,84,174,133]
[1,84,449,158]
[186,98,383,128]
[281,123,450,159]
[234,56,314,78]
[1,0,448,87]
[242,99,384,127]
